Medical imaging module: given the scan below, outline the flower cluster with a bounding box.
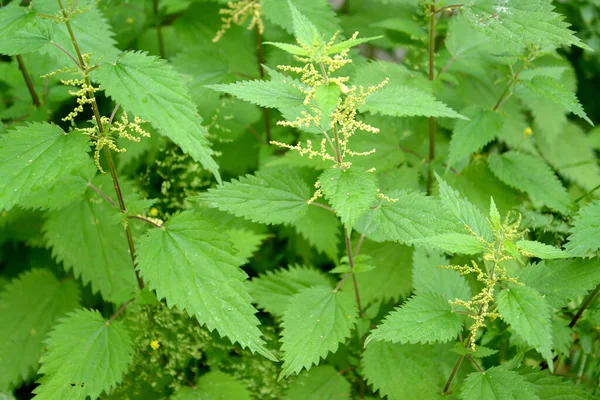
[213,0,263,43]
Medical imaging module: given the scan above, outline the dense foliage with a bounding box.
[1,0,600,399]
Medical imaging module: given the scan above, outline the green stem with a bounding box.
[344,231,364,318]
[575,183,600,203]
[58,0,144,290]
[107,297,135,324]
[569,284,600,328]
[426,2,437,196]
[152,0,165,58]
[16,55,41,107]
[255,25,271,144]
[493,73,520,112]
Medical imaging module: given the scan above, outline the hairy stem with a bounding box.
[153,0,165,58]
[426,2,437,196]
[255,25,271,144]
[467,355,484,373]
[58,0,144,290]
[345,231,364,318]
[16,55,41,107]
[569,284,600,328]
[443,353,466,394]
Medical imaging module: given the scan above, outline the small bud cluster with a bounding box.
[60,78,100,123]
[213,0,263,43]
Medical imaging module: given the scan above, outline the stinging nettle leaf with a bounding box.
[411,233,485,255]
[516,240,569,259]
[0,3,55,56]
[0,123,90,212]
[459,366,539,400]
[565,200,600,256]
[367,293,463,345]
[279,286,357,378]
[172,371,252,400]
[283,365,351,400]
[488,151,573,214]
[0,269,80,391]
[197,167,311,225]
[319,167,378,228]
[94,51,220,182]
[497,285,554,370]
[286,0,324,46]
[412,249,472,303]
[135,210,276,361]
[262,0,340,40]
[33,309,133,400]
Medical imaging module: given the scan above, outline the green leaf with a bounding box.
[355,191,464,244]
[319,167,378,228]
[264,42,310,56]
[283,365,351,400]
[197,168,311,225]
[565,200,600,256]
[0,123,90,212]
[367,293,463,345]
[497,285,554,368]
[262,0,339,42]
[172,370,252,400]
[362,341,447,400]
[516,240,569,259]
[0,269,80,391]
[519,259,600,309]
[521,370,596,400]
[361,84,467,119]
[207,77,305,110]
[225,228,270,264]
[250,266,333,317]
[291,205,341,260]
[412,233,485,254]
[43,180,138,304]
[94,51,220,182]
[327,36,383,54]
[33,309,133,400]
[517,77,592,125]
[487,151,572,214]
[412,249,471,303]
[0,3,55,56]
[436,174,493,241]
[136,210,275,360]
[459,366,539,400]
[464,0,589,50]
[280,286,357,378]
[314,83,342,131]
[288,0,323,46]
[448,107,503,167]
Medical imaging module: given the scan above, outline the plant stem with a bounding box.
[569,284,600,328]
[58,0,144,290]
[434,4,463,14]
[344,231,364,318]
[443,353,466,394]
[310,201,336,213]
[426,2,437,196]
[493,73,520,112]
[129,214,164,229]
[107,297,135,324]
[575,183,600,203]
[255,25,271,144]
[15,55,41,107]
[467,355,484,373]
[88,182,117,207]
[152,0,165,58]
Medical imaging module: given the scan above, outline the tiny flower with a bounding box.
[150,339,160,351]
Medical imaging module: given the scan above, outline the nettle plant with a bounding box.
[1,0,600,399]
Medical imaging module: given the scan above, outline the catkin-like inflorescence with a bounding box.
[213,0,263,43]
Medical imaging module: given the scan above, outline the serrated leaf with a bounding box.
[517,77,592,125]
[488,151,572,214]
[436,174,493,241]
[314,83,341,131]
[136,210,275,360]
[319,167,378,228]
[565,200,600,256]
[0,269,80,391]
[362,341,447,400]
[448,107,503,167]
[264,42,310,56]
[521,370,596,400]
[198,168,311,225]
[367,293,463,345]
[0,123,90,212]
[207,78,305,110]
[497,285,553,369]
[262,0,339,41]
[459,366,539,400]
[43,180,138,304]
[516,240,569,259]
[280,286,357,378]
[360,84,467,119]
[226,228,270,264]
[283,365,351,400]
[291,205,341,260]
[412,233,484,254]
[413,249,471,303]
[327,36,383,54]
[0,3,55,56]
[250,266,333,317]
[356,191,464,244]
[464,0,589,50]
[519,259,600,309]
[172,371,252,400]
[287,0,322,46]
[94,51,220,182]
[33,309,133,400]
